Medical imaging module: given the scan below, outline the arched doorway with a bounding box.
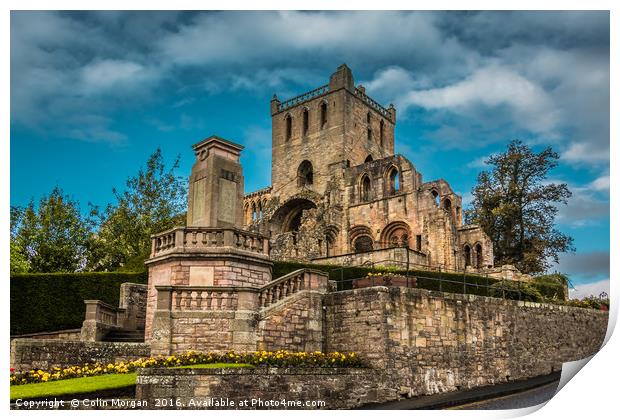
[270,198,318,235]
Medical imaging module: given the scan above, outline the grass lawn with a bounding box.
[10,373,137,401]
[172,363,254,369]
[10,363,254,400]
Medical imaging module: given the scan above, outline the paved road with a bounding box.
[449,380,559,410]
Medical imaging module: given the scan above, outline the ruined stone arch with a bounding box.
[324,225,340,257]
[474,242,483,269]
[349,225,374,253]
[359,173,372,202]
[463,244,472,267]
[385,165,401,195]
[297,160,314,187]
[431,189,440,207]
[269,194,321,235]
[380,221,411,248]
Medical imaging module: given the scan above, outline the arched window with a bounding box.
[431,189,440,207]
[252,203,257,221]
[380,120,385,147]
[388,168,400,195]
[320,102,327,128]
[366,112,372,141]
[361,175,371,202]
[475,243,483,268]
[302,108,309,136]
[443,198,452,212]
[285,114,292,141]
[365,155,373,163]
[353,235,374,253]
[464,245,471,267]
[366,112,371,124]
[297,160,313,187]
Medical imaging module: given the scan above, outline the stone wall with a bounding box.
[10,339,151,372]
[10,328,82,341]
[324,287,608,396]
[312,246,427,269]
[136,367,397,409]
[257,291,324,352]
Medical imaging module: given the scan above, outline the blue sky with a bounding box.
[10,11,609,296]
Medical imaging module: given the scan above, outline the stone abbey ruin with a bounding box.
[10,65,608,409]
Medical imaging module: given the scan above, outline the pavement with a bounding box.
[362,371,561,410]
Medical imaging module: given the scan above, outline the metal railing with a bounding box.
[327,258,535,302]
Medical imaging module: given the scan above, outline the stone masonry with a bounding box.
[244,64,494,274]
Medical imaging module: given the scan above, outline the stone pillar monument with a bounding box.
[186,136,245,228]
[144,135,273,355]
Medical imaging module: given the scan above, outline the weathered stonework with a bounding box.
[324,287,608,396]
[10,339,150,372]
[136,367,395,410]
[244,64,493,274]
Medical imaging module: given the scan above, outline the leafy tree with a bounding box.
[465,140,574,274]
[10,206,30,273]
[14,187,91,273]
[86,148,187,271]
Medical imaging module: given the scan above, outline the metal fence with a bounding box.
[326,258,535,302]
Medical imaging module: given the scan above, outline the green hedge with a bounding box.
[10,272,148,335]
[272,261,562,302]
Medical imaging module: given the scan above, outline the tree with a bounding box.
[465,140,574,274]
[14,187,91,273]
[10,206,30,273]
[86,148,187,271]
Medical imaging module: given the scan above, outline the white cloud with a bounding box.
[589,175,610,192]
[397,65,559,135]
[80,59,151,93]
[569,279,609,300]
[562,142,610,165]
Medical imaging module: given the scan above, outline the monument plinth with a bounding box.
[144,135,273,355]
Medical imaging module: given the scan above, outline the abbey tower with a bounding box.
[244,64,493,273]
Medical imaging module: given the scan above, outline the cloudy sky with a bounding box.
[10,11,609,296]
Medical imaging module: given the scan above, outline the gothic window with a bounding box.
[475,243,483,268]
[353,235,374,253]
[416,235,422,251]
[366,112,371,124]
[252,203,257,221]
[380,120,385,147]
[388,168,400,195]
[302,108,309,137]
[431,189,440,207]
[443,198,452,212]
[320,102,327,128]
[297,160,314,187]
[464,245,471,267]
[361,175,371,202]
[285,114,292,141]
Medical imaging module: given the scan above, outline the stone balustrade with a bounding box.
[258,269,306,308]
[150,227,269,258]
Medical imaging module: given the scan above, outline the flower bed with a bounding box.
[10,350,363,386]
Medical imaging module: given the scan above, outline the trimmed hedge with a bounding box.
[10,272,148,335]
[272,261,562,302]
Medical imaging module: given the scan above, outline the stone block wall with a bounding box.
[136,367,397,409]
[324,287,608,397]
[10,339,151,372]
[145,256,272,339]
[257,291,324,352]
